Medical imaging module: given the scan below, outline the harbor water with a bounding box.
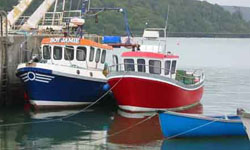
[1,38,250,149]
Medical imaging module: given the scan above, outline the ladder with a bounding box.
[0,38,8,104]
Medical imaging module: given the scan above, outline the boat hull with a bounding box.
[108,72,204,112]
[16,66,106,108]
[159,112,246,138]
[240,112,250,140]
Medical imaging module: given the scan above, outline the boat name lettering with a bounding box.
[50,38,80,43]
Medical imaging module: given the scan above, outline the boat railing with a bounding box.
[109,63,205,84]
[176,69,205,85]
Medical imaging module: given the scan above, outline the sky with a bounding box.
[200,0,250,7]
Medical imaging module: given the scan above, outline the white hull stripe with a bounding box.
[119,103,200,112]
[20,72,55,83]
[24,78,29,82]
[30,100,92,106]
[36,76,52,81]
[22,76,28,80]
[36,73,55,79]
[108,75,204,91]
[35,79,49,83]
[20,73,28,77]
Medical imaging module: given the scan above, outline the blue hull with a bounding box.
[159,112,247,138]
[17,67,106,106]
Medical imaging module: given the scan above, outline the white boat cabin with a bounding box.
[120,51,179,78]
[40,37,113,70]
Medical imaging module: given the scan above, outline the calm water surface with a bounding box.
[1,38,250,150]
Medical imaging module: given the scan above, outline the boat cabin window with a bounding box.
[124,59,135,71]
[101,50,106,64]
[165,60,171,75]
[149,60,161,74]
[89,47,95,62]
[43,45,51,60]
[113,55,119,71]
[53,46,62,60]
[65,46,74,60]
[76,46,87,61]
[137,59,146,72]
[171,60,177,74]
[95,49,101,63]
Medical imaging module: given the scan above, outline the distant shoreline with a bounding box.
[166,32,250,38]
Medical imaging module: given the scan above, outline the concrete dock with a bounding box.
[0,35,44,106]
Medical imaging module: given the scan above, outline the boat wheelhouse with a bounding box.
[16,37,113,108]
[107,28,205,112]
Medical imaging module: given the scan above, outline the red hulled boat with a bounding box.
[107,28,205,112]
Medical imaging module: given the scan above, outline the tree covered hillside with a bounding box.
[1,0,250,36]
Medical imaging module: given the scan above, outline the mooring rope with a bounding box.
[83,112,158,145]
[59,72,126,120]
[0,71,127,127]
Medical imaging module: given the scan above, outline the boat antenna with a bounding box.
[164,5,170,54]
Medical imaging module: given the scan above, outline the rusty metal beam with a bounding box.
[0,10,8,37]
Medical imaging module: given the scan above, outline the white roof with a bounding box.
[143,30,160,38]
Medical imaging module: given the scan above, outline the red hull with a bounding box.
[108,77,204,112]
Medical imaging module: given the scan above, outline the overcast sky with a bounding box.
[200,0,250,7]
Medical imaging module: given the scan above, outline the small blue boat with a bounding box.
[159,111,247,138]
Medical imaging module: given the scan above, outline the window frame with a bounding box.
[165,60,171,75]
[76,46,87,61]
[43,45,51,60]
[149,60,161,74]
[101,50,106,64]
[171,60,177,74]
[89,47,95,62]
[137,59,146,72]
[53,46,63,60]
[95,48,101,63]
[124,59,135,71]
[64,46,74,61]
[113,55,119,71]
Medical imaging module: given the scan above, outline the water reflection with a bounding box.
[107,110,163,148]
[0,107,113,150]
[0,101,248,150]
[161,137,250,150]
[107,104,203,149]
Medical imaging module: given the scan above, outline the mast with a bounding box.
[164,5,170,54]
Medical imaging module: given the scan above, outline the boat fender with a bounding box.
[103,83,110,91]
[102,63,109,77]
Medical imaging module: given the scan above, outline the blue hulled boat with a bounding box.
[16,37,114,108]
[159,111,247,138]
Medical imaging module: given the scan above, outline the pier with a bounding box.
[0,35,44,106]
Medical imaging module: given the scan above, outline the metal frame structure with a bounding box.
[0,10,8,37]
